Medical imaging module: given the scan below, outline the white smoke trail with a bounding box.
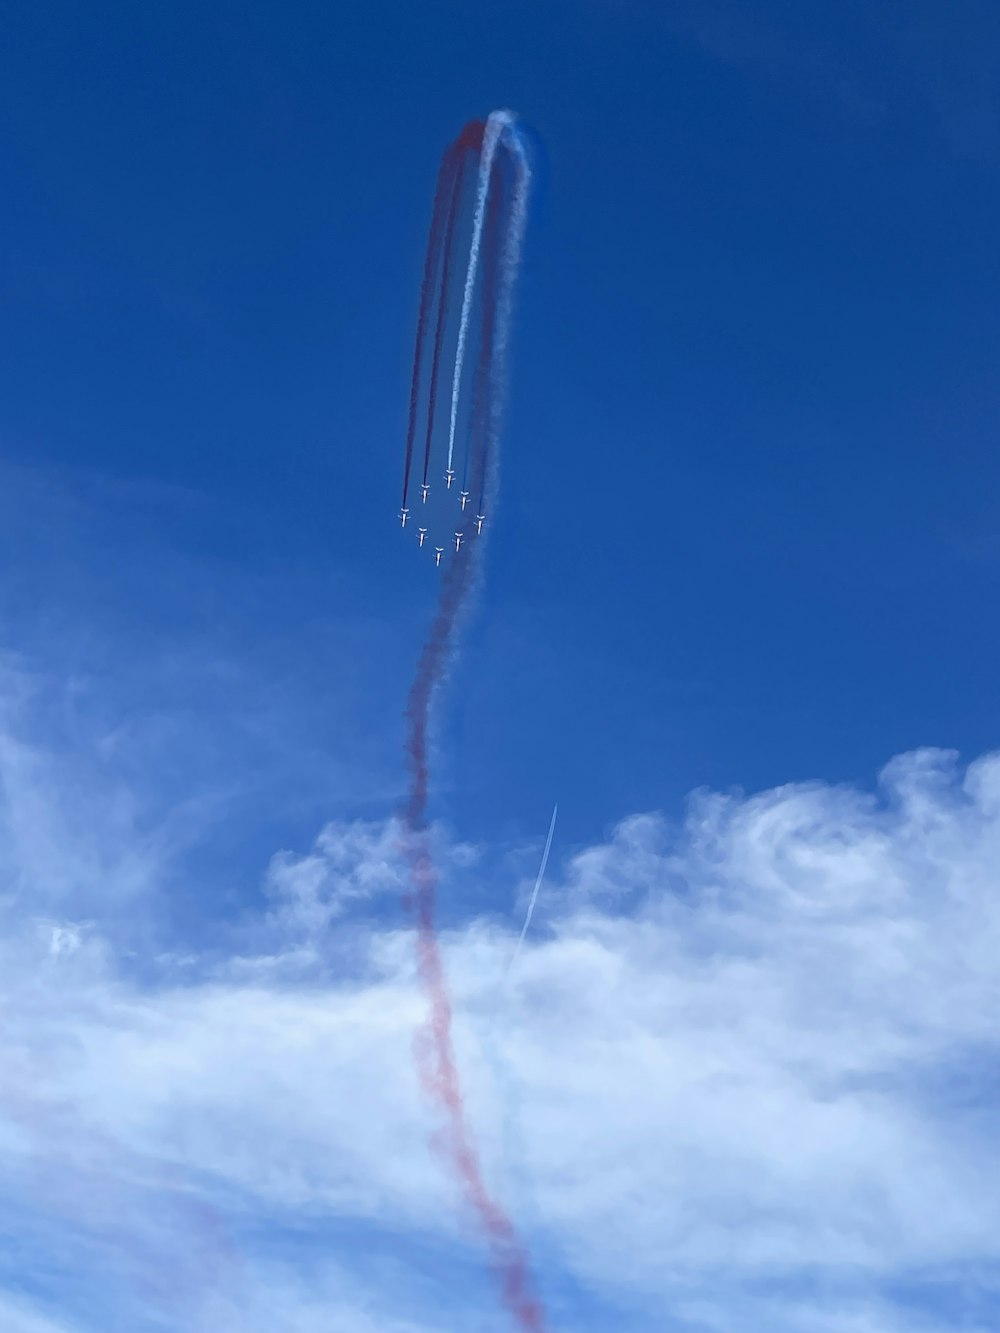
[506,803,557,977]
[445,109,513,480]
[476,122,531,512]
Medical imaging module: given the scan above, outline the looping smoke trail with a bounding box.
[477,127,531,515]
[422,146,469,491]
[402,119,485,511]
[462,162,505,503]
[401,114,546,1333]
[401,153,451,512]
[445,110,514,480]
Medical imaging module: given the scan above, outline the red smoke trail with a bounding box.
[402,541,547,1332]
[402,120,484,511]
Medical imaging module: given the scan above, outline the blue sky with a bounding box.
[1,3,999,1331]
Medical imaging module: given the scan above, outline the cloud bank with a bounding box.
[1,666,998,1330]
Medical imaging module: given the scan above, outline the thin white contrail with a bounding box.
[445,109,512,479]
[506,803,557,977]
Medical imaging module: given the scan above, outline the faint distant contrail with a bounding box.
[507,805,557,977]
[479,803,558,1246]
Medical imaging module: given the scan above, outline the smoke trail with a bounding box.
[421,129,482,493]
[402,120,484,511]
[402,110,543,1333]
[402,544,547,1333]
[444,110,513,480]
[424,169,469,493]
[477,122,531,514]
[462,163,505,506]
[401,150,452,512]
[507,804,557,978]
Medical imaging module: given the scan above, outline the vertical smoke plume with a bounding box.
[401,115,545,1332]
[403,546,546,1333]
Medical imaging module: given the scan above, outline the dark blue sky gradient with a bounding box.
[1,0,998,857]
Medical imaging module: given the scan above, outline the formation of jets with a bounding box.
[399,470,486,566]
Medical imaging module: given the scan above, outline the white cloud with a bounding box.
[0,670,998,1331]
[264,818,409,935]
